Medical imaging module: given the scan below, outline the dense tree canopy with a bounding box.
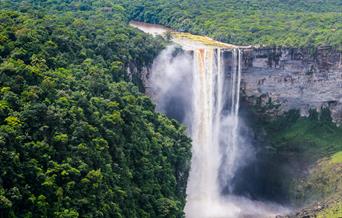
[123,0,342,48]
[0,1,191,217]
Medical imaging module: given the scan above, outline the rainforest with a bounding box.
[0,0,341,218]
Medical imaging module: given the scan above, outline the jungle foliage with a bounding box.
[123,0,342,48]
[0,1,191,217]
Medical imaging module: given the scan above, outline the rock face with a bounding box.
[240,47,342,123]
[131,22,342,123]
[143,46,342,123]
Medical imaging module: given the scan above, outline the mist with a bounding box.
[149,45,193,127]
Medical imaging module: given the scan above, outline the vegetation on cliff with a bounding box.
[0,1,191,217]
[251,106,342,217]
[279,151,342,218]
[123,0,342,48]
[293,152,342,218]
[262,109,342,160]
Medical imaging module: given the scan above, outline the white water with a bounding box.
[221,49,242,191]
[149,45,289,218]
[184,47,247,218]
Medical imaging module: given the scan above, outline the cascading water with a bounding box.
[149,44,288,218]
[131,21,291,217]
[221,49,242,191]
[184,47,245,218]
[186,48,222,207]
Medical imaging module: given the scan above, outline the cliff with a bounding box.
[240,47,342,123]
[132,21,342,124]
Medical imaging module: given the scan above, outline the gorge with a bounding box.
[1,1,341,217]
[131,21,342,217]
[132,22,289,217]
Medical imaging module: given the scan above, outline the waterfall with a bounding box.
[184,48,243,218]
[150,45,288,218]
[221,49,242,191]
[131,18,291,217]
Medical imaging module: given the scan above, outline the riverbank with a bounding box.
[130,21,240,49]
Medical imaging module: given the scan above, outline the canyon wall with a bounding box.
[240,47,342,123]
[142,46,342,123]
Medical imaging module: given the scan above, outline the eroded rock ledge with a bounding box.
[241,46,342,123]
